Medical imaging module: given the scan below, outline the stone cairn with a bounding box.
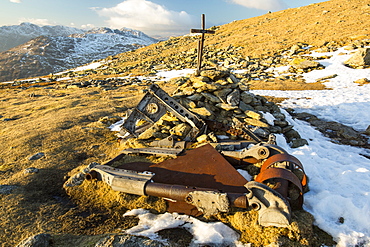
[123,69,308,148]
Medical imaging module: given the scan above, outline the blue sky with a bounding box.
[2,0,323,36]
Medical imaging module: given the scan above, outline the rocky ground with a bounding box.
[1,49,369,246]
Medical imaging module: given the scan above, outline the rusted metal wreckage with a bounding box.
[86,84,308,228]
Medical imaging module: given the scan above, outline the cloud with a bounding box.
[93,0,197,36]
[10,0,22,3]
[229,0,288,11]
[18,18,57,26]
[81,24,95,29]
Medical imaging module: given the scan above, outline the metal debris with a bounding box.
[82,83,307,227]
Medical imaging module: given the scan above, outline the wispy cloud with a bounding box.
[18,18,57,26]
[92,0,197,36]
[10,0,22,3]
[229,0,288,11]
[81,24,95,29]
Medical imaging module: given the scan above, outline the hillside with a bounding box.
[79,0,369,78]
[0,0,370,246]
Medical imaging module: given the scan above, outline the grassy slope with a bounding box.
[99,0,369,75]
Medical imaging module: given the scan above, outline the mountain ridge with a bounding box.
[0,24,158,82]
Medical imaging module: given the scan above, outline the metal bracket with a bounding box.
[221,145,270,160]
[120,84,206,141]
[245,181,291,227]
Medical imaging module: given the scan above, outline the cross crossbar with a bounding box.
[190,29,215,34]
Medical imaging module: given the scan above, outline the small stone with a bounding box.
[365,125,370,135]
[200,70,229,80]
[290,138,309,148]
[274,120,289,127]
[16,233,52,247]
[269,126,282,133]
[190,107,214,117]
[214,88,233,103]
[95,234,166,247]
[182,87,196,95]
[245,110,262,120]
[284,129,301,141]
[226,89,240,106]
[238,101,254,112]
[0,185,17,195]
[201,92,221,103]
[24,167,39,174]
[240,92,254,104]
[344,48,370,67]
[290,58,320,70]
[227,74,239,84]
[215,103,238,111]
[28,152,45,161]
[186,94,203,101]
[354,78,370,85]
[190,75,210,84]
[316,74,338,81]
[244,118,269,127]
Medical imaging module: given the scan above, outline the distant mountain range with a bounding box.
[0,23,158,82]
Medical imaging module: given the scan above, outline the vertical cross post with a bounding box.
[190,14,215,75]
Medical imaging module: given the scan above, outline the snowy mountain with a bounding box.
[0,22,84,52]
[0,23,158,82]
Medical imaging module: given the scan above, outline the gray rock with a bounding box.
[290,138,309,148]
[0,185,17,195]
[238,101,254,112]
[215,103,238,111]
[95,234,165,247]
[365,125,370,135]
[201,92,221,103]
[284,129,301,141]
[24,167,39,174]
[226,89,240,106]
[240,92,254,104]
[16,233,52,247]
[190,107,214,117]
[344,48,370,67]
[290,58,320,70]
[28,152,45,161]
[338,127,360,140]
[200,70,229,81]
[213,88,232,103]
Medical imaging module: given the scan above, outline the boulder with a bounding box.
[290,58,320,70]
[95,234,165,247]
[365,125,370,135]
[344,48,370,67]
[16,233,52,247]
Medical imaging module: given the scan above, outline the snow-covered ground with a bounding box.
[252,47,370,246]
[118,47,370,247]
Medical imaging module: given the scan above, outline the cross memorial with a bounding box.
[190,14,215,75]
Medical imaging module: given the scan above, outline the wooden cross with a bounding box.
[191,14,215,75]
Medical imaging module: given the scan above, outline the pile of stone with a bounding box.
[125,69,308,148]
